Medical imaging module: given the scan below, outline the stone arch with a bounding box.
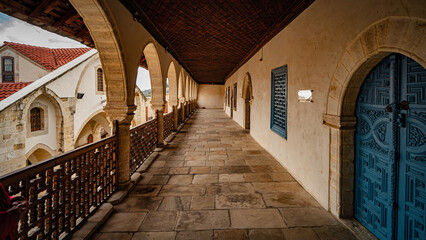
[25,143,56,165]
[323,16,426,218]
[242,73,253,130]
[167,61,178,110]
[74,54,101,97]
[74,110,111,147]
[24,88,65,153]
[70,0,131,119]
[143,42,165,109]
[178,69,185,105]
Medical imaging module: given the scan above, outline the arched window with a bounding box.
[30,107,42,131]
[97,68,104,91]
[87,134,93,144]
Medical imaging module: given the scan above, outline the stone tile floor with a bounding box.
[94,109,357,240]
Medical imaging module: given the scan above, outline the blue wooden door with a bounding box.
[355,54,426,240]
[397,56,426,240]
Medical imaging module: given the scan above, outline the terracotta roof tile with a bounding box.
[2,42,91,70]
[0,82,33,101]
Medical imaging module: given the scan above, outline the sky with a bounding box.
[0,12,152,90]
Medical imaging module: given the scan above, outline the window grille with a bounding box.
[97,68,104,91]
[30,107,42,131]
[270,65,287,139]
[2,57,14,82]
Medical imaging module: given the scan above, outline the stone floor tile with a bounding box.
[195,148,209,152]
[139,211,178,231]
[210,147,226,151]
[164,161,184,167]
[158,196,184,211]
[94,232,133,240]
[225,160,247,166]
[168,175,193,185]
[186,151,207,156]
[176,230,213,240]
[100,212,146,232]
[252,182,303,193]
[269,173,295,182]
[169,167,190,175]
[230,209,286,228]
[184,160,206,166]
[250,165,275,173]
[245,159,277,166]
[190,166,211,174]
[176,210,230,230]
[159,185,205,196]
[269,164,289,173]
[219,174,245,183]
[151,161,166,167]
[243,173,272,182]
[263,192,321,208]
[279,208,339,227]
[191,195,215,210]
[211,166,252,174]
[149,167,170,174]
[216,193,265,209]
[214,230,248,240]
[193,174,219,184]
[139,173,153,184]
[129,197,162,211]
[149,175,170,185]
[131,232,176,240]
[313,226,358,240]
[168,156,185,161]
[130,185,162,196]
[206,183,255,195]
[282,228,319,240]
[248,229,285,240]
[206,160,225,166]
[185,155,209,161]
[209,155,228,160]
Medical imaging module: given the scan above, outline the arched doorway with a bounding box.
[242,73,253,130]
[27,148,53,165]
[354,53,426,240]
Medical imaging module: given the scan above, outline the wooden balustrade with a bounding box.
[0,136,118,240]
[163,112,174,140]
[129,118,158,175]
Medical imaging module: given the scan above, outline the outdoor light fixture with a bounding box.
[298,90,313,102]
[77,93,84,99]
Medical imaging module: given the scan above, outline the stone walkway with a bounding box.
[94,109,357,240]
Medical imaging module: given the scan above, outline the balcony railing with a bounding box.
[129,118,158,175]
[0,136,118,240]
[163,112,174,140]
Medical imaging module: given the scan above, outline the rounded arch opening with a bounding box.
[75,111,111,147]
[167,61,178,112]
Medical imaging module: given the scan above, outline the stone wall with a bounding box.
[224,0,425,213]
[197,84,224,109]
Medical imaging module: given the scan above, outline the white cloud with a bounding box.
[0,13,86,48]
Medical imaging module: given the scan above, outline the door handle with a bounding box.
[385,104,393,113]
[399,101,409,110]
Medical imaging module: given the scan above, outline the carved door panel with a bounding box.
[355,54,426,240]
[397,56,426,240]
[355,54,395,240]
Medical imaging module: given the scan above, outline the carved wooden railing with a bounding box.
[178,107,182,126]
[0,136,118,240]
[129,118,158,175]
[163,112,174,140]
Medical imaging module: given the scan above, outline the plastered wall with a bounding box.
[224,0,426,209]
[197,84,224,109]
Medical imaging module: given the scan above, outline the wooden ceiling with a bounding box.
[120,0,314,84]
[0,0,314,83]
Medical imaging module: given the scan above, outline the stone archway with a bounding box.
[242,73,253,130]
[25,143,55,165]
[168,61,179,111]
[143,42,165,110]
[323,16,426,218]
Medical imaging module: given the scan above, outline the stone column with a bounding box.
[173,105,178,131]
[152,104,165,148]
[105,104,136,189]
[323,114,357,218]
[179,98,185,122]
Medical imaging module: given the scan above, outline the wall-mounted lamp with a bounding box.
[77,93,84,99]
[298,90,313,102]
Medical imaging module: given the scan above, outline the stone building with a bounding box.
[0,42,148,175]
[0,0,424,240]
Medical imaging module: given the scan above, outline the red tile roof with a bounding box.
[2,42,92,71]
[0,82,33,101]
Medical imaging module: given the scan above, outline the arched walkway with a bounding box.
[323,16,426,218]
[168,61,178,112]
[143,42,165,110]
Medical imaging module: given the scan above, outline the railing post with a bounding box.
[105,104,135,189]
[173,105,178,131]
[155,109,165,148]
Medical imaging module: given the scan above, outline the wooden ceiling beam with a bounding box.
[28,0,55,18]
[42,0,61,14]
[53,9,77,27]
